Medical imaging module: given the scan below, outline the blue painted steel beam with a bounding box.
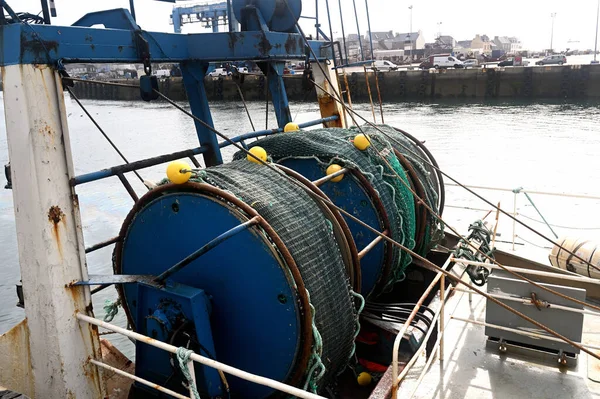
[71,115,338,186]
[262,62,292,128]
[0,21,330,66]
[180,61,223,166]
[155,216,260,283]
[217,115,338,146]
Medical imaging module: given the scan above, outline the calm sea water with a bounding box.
[1,93,600,358]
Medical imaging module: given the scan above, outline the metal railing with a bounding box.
[389,255,600,398]
[77,313,326,399]
[444,183,600,250]
[390,256,455,398]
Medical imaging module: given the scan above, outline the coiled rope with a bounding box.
[176,347,201,399]
[103,298,121,322]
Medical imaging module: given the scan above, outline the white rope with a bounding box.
[177,347,201,399]
[445,183,600,201]
[518,213,600,231]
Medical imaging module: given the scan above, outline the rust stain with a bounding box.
[20,31,59,61]
[284,34,298,53]
[255,33,273,56]
[48,205,65,224]
[0,319,35,397]
[40,123,54,136]
[48,205,66,257]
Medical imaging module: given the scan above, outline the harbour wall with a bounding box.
[69,64,600,102]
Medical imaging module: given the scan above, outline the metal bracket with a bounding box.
[4,162,11,189]
[239,6,270,32]
[134,31,152,75]
[72,274,158,286]
[135,281,223,397]
[16,282,24,308]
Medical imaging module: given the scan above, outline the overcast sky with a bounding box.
[13,0,600,51]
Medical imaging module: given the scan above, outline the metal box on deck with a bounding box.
[485,271,585,359]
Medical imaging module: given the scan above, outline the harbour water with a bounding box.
[1,94,600,358]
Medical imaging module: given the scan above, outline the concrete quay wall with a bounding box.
[69,65,600,103]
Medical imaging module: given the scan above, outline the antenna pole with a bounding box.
[352,0,364,61]
[40,0,51,24]
[338,0,348,64]
[365,0,374,61]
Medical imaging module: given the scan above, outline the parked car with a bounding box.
[419,55,464,69]
[419,60,434,69]
[536,55,567,66]
[498,58,531,67]
[208,68,231,77]
[372,60,399,71]
[435,55,464,69]
[463,59,479,68]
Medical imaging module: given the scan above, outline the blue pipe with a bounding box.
[129,0,136,21]
[155,216,260,283]
[72,116,338,186]
[220,115,339,147]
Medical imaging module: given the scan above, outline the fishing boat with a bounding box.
[1,1,600,399]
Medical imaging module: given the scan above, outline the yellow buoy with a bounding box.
[326,164,344,183]
[357,372,372,386]
[166,161,192,185]
[247,146,268,164]
[353,133,371,151]
[284,122,300,132]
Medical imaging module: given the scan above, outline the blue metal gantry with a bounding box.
[0,1,334,397]
[0,0,328,167]
[170,1,235,33]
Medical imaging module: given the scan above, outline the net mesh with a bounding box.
[191,160,357,389]
[360,124,445,252]
[233,126,442,287]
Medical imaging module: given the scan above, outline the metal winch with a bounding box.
[114,126,444,398]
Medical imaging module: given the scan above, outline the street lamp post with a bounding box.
[550,12,557,54]
[437,22,442,39]
[594,0,599,63]
[408,5,413,62]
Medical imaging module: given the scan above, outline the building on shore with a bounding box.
[342,30,523,62]
[493,36,523,53]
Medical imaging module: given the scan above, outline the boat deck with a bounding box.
[397,285,600,399]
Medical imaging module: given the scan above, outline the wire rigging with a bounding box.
[37,0,600,362]
[277,2,600,302]
[61,74,600,365]
[66,87,147,185]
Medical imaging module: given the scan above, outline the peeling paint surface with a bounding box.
[2,64,104,398]
[0,319,34,397]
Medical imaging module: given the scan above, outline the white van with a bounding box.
[372,60,399,71]
[429,55,464,69]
